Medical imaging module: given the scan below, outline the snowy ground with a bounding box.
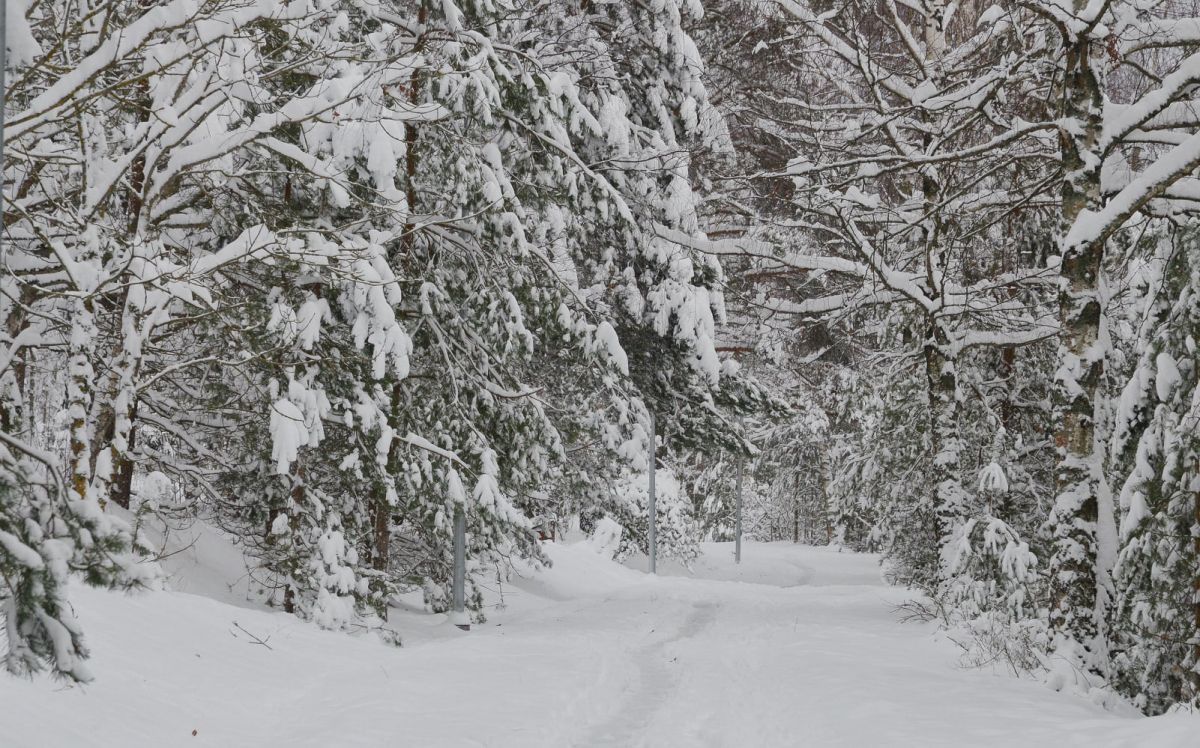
[3,538,1197,747]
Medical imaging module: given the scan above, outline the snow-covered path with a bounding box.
[3,542,1196,747]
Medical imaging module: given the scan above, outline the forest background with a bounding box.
[1,0,1199,716]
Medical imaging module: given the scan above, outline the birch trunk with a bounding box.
[1048,24,1114,673]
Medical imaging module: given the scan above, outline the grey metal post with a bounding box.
[735,417,744,564]
[647,409,656,574]
[452,508,469,630]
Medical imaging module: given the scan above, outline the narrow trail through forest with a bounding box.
[2,541,1196,747]
[581,600,720,748]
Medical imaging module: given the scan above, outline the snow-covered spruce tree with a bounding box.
[498,0,776,563]
[363,0,582,614]
[814,368,879,550]
[178,242,416,625]
[1110,223,1200,712]
[0,383,147,681]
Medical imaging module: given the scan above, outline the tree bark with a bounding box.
[67,297,98,506]
[371,492,390,573]
[1193,489,1200,697]
[1047,26,1111,672]
[926,325,965,583]
[110,405,138,510]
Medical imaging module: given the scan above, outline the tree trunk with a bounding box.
[371,492,390,573]
[926,326,965,585]
[916,20,963,586]
[67,297,98,506]
[1193,489,1200,697]
[820,445,832,545]
[399,3,426,268]
[110,406,138,510]
[283,469,306,616]
[1047,27,1112,673]
[999,346,1015,430]
[1,286,37,436]
[104,0,153,514]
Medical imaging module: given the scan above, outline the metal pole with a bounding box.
[735,417,744,564]
[794,476,800,544]
[647,409,656,575]
[452,508,469,630]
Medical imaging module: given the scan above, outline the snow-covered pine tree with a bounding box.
[499,0,775,562]
[1111,222,1200,712]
